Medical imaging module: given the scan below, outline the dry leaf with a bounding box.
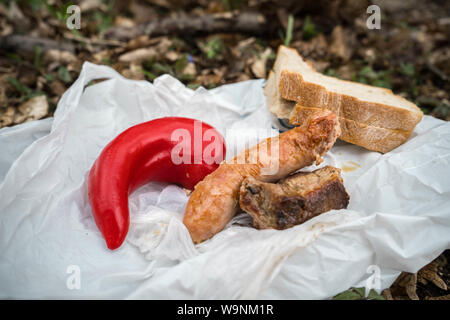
[250,47,273,79]
[381,288,394,300]
[425,294,450,300]
[235,73,251,82]
[14,95,49,124]
[36,76,47,92]
[165,51,180,62]
[307,60,329,73]
[291,33,328,59]
[418,260,448,290]
[49,81,66,97]
[212,66,227,78]
[0,107,15,127]
[114,16,135,28]
[119,48,158,64]
[329,25,355,63]
[79,0,104,12]
[121,63,145,80]
[0,19,13,37]
[154,38,173,55]
[92,50,113,64]
[391,272,420,300]
[231,37,256,58]
[195,73,222,87]
[0,78,8,108]
[182,62,196,77]
[43,50,77,65]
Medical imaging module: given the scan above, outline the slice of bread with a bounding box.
[289,105,411,153]
[264,70,294,119]
[265,70,412,153]
[274,45,423,132]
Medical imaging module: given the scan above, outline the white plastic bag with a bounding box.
[0,62,449,299]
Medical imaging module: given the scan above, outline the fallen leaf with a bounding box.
[43,50,77,65]
[235,73,251,82]
[418,260,448,290]
[291,33,328,60]
[250,47,273,79]
[381,289,394,300]
[92,50,113,64]
[119,47,158,64]
[49,80,66,97]
[425,294,450,300]
[166,51,180,62]
[390,272,420,300]
[195,73,222,87]
[114,16,135,28]
[182,62,196,77]
[79,0,104,12]
[329,25,356,63]
[0,77,8,108]
[0,107,15,127]
[14,95,49,124]
[121,63,145,80]
[307,60,329,73]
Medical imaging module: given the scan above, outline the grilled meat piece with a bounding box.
[239,166,349,229]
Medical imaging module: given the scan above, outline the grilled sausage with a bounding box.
[183,110,341,243]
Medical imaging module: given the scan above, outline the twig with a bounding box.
[104,11,267,41]
[63,32,123,47]
[0,34,76,54]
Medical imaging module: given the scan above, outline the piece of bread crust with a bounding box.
[274,45,423,132]
[289,105,411,153]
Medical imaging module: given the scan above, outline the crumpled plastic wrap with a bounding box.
[0,62,449,299]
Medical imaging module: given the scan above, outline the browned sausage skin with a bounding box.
[183,110,341,243]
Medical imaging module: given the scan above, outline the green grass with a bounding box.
[399,62,419,97]
[284,15,294,46]
[142,54,195,82]
[353,66,393,89]
[333,287,385,300]
[222,0,244,11]
[302,15,318,40]
[203,37,225,60]
[7,77,45,101]
[34,45,42,69]
[323,68,339,78]
[57,66,72,83]
[187,83,201,90]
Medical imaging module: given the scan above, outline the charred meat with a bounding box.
[239,166,349,229]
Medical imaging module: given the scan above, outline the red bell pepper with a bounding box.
[88,117,226,250]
